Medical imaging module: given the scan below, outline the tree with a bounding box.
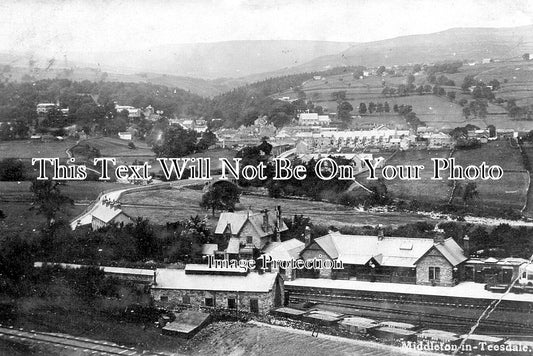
[489,79,501,91]
[462,182,479,207]
[368,102,376,114]
[200,181,241,216]
[129,217,157,260]
[331,90,346,102]
[358,102,367,114]
[337,101,353,127]
[446,91,456,102]
[0,158,25,181]
[30,180,73,224]
[488,125,496,138]
[257,137,273,155]
[397,84,408,96]
[197,130,218,150]
[152,126,197,157]
[461,75,478,92]
[463,107,471,119]
[376,66,386,75]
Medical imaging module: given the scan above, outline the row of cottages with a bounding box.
[298,113,331,126]
[151,264,284,315]
[299,228,467,287]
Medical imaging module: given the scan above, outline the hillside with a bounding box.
[57,40,353,80]
[262,25,533,75]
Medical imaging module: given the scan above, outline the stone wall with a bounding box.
[151,288,279,315]
[416,248,454,286]
[300,242,333,279]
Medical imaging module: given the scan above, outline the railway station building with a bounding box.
[151,265,284,315]
[298,228,467,287]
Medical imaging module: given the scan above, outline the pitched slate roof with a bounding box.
[153,268,278,293]
[309,232,466,267]
[263,239,305,261]
[214,211,288,238]
[226,237,241,254]
[91,203,129,223]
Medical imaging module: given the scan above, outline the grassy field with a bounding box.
[369,149,453,205]
[450,172,528,211]
[520,145,533,217]
[119,186,430,228]
[450,141,528,210]
[0,181,130,201]
[278,60,533,131]
[80,137,155,159]
[0,139,75,160]
[0,180,128,234]
[453,140,525,171]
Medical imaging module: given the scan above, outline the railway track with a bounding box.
[0,325,173,355]
[289,291,533,334]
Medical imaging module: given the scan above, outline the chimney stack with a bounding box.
[434,227,445,244]
[463,234,470,255]
[261,209,269,232]
[376,224,384,241]
[274,206,282,242]
[304,226,311,247]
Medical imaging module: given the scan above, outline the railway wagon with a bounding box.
[518,264,533,286]
[417,329,462,347]
[459,334,505,349]
[338,317,378,334]
[371,326,417,342]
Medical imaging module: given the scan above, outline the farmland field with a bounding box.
[119,186,429,228]
[452,140,525,171]
[278,60,533,131]
[0,139,75,160]
[0,180,127,234]
[0,181,130,202]
[369,149,453,205]
[80,137,155,158]
[450,141,528,210]
[450,171,528,211]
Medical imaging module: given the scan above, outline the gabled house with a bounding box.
[299,228,467,286]
[214,207,288,258]
[90,200,133,230]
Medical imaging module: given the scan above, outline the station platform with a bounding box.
[286,279,533,303]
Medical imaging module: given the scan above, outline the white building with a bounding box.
[118,132,132,140]
[115,105,142,118]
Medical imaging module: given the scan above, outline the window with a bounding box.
[246,236,253,244]
[160,295,168,302]
[205,297,214,307]
[228,298,236,309]
[250,299,259,313]
[429,267,441,281]
[182,295,191,304]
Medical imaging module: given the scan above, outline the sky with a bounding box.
[0,0,532,55]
